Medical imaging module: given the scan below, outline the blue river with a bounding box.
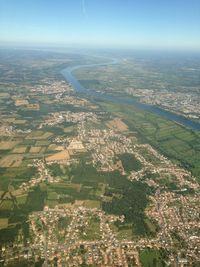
[61,60,200,132]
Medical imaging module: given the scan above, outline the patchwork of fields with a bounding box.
[100,101,200,180]
[0,50,199,266]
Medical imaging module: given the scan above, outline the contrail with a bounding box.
[82,0,87,17]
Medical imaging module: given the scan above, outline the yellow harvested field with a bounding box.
[48,144,64,151]
[0,218,8,229]
[39,132,53,139]
[54,146,65,151]
[14,120,27,124]
[12,146,27,153]
[68,150,74,156]
[106,118,128,132]
[40,147,46,154]
[64,126,74,133]
[26,131,53,140]
[26,103,40,110]
[2,118,15,123]
[12,189,24,196]
[26,131,43,138]
[29,146,42,153]
[0,141,19,150]
[45,150,70,162]
[48,144,57,150]
[0,154,23,167]
[15,99,29,106]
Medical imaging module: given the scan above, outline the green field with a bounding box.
[99,101,200,181]
[119,153,142,173]
[139,248,166,267]
[84,200,101,208]
[111,223,134,240]
[80,216,101,240]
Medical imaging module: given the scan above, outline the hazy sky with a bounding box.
[0,0,200,50]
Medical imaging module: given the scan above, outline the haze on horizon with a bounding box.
[0,0,200,51]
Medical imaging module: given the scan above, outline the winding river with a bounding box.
[61,59,200,132]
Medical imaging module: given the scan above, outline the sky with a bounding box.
[0,0,200,50]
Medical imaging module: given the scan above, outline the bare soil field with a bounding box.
[29,146,42,153]
[48,144,64,151]
[0,218,8,229]
[12,146,27,153]
[0,141,19,150]
[26,131,53,140]
[0,154,23,167]
[15,99,29,106]
[14,120,27,124]
[64,126,75,133]
[106,118,129,132]
[45,150,70,162]
[26,103,40,110]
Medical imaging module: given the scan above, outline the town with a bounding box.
[0,50,200,267]
[126,88,200,121]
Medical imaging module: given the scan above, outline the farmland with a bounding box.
[139,248,166,267]
[100,101,200,180]
[0,154,23,168]
[106,118,129,132]
[0,49,200,266]
[45,150,70,162]
[29,146,42,153]
[0,141,19,150]
[12,146,27,154]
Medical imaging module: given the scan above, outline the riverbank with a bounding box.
[98,100,200,180]
[61,61,200,132]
